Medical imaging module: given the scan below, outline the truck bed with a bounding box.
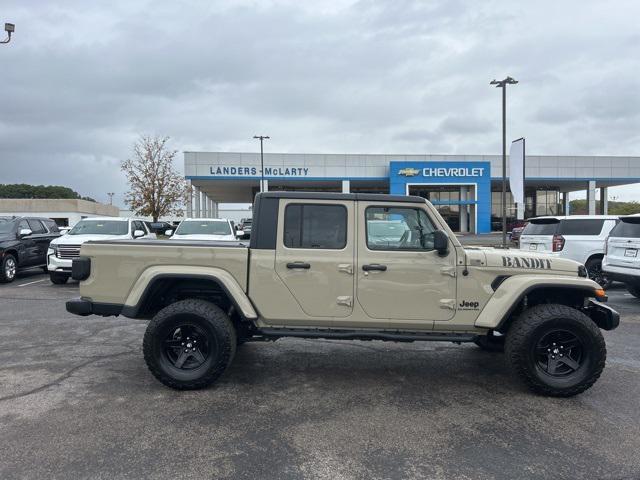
[77,239,249,305]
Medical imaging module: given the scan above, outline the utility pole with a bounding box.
[1,23,15,44]
[253,135,270,193]
[490,76,518,248]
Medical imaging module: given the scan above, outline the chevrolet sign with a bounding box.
[398,168,421,177]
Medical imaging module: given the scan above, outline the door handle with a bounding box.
[362,264,387,272]
[286,262,311,269]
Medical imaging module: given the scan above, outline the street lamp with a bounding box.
[253,135,270,193]
[1,23,15,44]
[490,76,518,248]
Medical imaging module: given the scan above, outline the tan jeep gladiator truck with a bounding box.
[67,192,619,396]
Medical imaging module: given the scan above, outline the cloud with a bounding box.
[0,0,639,204]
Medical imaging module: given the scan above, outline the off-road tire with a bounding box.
[626,284,640,299]
[50,273,69,284]
[143,299,237,390]
[586,257,612,289]
[473,333,505,352]
[505,304,606,397]
[0,254,17,283]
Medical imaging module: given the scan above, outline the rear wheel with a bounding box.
[0,254,17,283]
[586,257,612,289]
[626,284,640,299]
[143,299,237,390]
[505,304,606,397]
[50,273,69,284]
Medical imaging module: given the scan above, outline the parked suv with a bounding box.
[603,214,640,298]
[167,218,238,241]
[519,215,618,288]
[237,218,252,239]
[0,216,60,283]
[47,217,154,284]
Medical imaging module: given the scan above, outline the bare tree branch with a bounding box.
[121,135,188,222]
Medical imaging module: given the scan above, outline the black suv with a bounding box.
[0,216,60,283]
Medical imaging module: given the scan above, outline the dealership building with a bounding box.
[184,152,640,234]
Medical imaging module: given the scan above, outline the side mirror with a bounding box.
[433,230,449,257]
[235,230,243,238]
[133,229,145,238]
[19,228,32,238]
[164,229,173,236]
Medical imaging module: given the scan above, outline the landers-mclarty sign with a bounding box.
[400,167,485,177]
[209,166,310,177]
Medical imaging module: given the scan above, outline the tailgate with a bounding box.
[520,235,553,253]
[607,238,640,268]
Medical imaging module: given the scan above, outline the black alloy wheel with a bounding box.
[534,329,584,377]
[162,323,213,371]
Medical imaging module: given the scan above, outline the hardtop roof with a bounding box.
[257,192,427,203]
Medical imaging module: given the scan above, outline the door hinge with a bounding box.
[440,266,456,277]
[337,296,353,307]
[439,299,456,310]
[338,264,353,275]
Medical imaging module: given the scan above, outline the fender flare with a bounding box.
[122,265,258,319]
[475,275,601,330]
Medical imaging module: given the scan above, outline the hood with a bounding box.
[466,247,581,275]
[51,234,130,245]
[171,234,236,241]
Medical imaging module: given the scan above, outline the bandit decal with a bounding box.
[502,256,552,269]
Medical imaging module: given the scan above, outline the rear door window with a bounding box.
[609,218,640,238]
[27,219,46,234]
[522,221,559,235]
[559,219,605,236]
[284,204,347,249]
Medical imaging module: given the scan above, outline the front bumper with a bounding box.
[47,254,72,273]
[66,297,123,317]
[585,299,620,331]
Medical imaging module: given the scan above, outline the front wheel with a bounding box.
[50,273,69,284]
[0,254,17,283]
[143,299,237,390]
[505,304,606,397]
[586,258,612,289]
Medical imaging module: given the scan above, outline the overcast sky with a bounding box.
[1,0,639,206]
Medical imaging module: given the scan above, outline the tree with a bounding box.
[0,183,95,201]
[121,135,188,221]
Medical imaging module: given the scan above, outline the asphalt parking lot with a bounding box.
[1,270,640,480]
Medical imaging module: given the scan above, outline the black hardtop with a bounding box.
[257,191,427,204]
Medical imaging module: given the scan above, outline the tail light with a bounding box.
[552,234,565,252]
[604,236,609,255]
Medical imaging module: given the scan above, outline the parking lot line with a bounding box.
[16,279,46,287]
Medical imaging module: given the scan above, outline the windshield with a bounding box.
[522,220,559,235]
[68,220,129,236]
[0,218,16,235]
[175,220,232,236]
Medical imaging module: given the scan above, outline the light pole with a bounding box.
[107,192,115,205]
[1,23,15,44]
[253,135,270,193]
[490,76,518,248]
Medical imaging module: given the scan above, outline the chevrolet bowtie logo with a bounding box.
[398,168,420,177]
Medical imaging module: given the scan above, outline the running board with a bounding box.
[255,328,478,343]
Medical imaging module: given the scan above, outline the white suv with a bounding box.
[519,215,619,288]
[603,214,640,298]
[167,218,238,241]
[47,217,154,284]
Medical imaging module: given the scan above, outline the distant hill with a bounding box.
[0,184,95,202]
[569,199,640,215]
